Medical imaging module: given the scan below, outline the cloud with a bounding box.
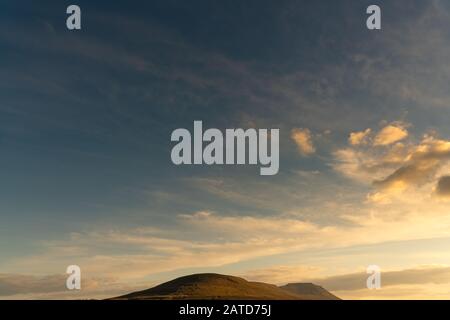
[5,202,450,299]
[7,264,450,300]
[332,146,399,184]
[8,205,450,281]
[374,123,408,146]
[435,176,450,199]
[0,273,144,299]
[332,122,414,184]
[291,128,315,155]
[0,274,66,296]
[349,128,371,146]
[235,263,450,299]
[333,124,450,202]
[1,1,450,301]
[240,265,323,285]
[374,135,450,194]
[311,265,450,292]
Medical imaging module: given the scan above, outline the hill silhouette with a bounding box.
[112,273,339,300]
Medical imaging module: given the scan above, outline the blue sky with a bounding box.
[2,0,450,299]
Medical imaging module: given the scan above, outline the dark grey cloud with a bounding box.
[0,273,135,298]
[436,176,450,198]
[311,266,450,291]
[374,137,450,192]
[0,274,66,296]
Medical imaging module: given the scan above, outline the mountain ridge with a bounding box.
[111,273,340,300]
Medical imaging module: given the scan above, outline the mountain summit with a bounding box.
[112,273,339,300]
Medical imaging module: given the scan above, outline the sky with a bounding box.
[1,0,450,299]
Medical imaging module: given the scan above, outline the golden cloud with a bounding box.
[334,123,450,202]
[374,135,450,194]
[291,128,315,155]
[374,123,408,146]
[349,128,371,146]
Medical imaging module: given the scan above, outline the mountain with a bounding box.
[111,273,339,300]
[280,283,340,300]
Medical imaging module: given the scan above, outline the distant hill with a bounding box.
[111,273,339,300]
[280,283,340,300]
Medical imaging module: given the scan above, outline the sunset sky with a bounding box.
[1,0,450,299]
